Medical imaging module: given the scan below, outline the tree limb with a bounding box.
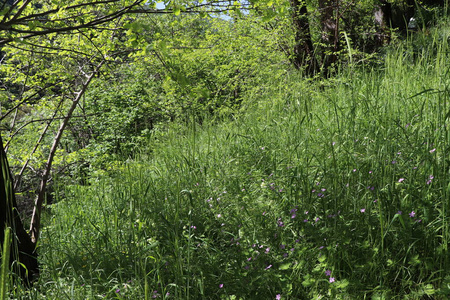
[29,59,105,244]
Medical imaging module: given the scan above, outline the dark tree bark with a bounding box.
[374,0,392,47]
[319,0,339,77]
[289,0,318,75]
[0,134,39,284]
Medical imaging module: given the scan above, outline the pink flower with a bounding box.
[360,208,366,213]
[398,178,405,183]
[329,277,335,283]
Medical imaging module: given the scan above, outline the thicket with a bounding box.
[1,0,450,299]
[31,24,450,298]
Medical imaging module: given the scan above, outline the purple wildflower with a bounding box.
[325,270,332,276]
[219,284,224,288]
[409,211,416,218]
[277,218,284,227]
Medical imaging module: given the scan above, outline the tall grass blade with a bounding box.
[0,227,11,300]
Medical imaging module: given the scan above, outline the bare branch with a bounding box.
[29,59,105,244]
[0,1,144,45]
[13,98,65,191]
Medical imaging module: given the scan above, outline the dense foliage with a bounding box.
[34,26,450,298]
[1,0,450,299]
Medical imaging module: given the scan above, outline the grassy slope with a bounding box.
[19,26,450,299]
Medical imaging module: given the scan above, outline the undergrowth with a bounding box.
[10,25,450,299]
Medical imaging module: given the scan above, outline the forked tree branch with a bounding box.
[29,59,105,244]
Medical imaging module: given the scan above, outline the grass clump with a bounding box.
[30,25,450,299]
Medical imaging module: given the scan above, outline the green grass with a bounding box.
[12,25,450,299]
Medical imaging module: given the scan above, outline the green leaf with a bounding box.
[408,254,421,266]
[422,284,435,295]
[336,279,349,289]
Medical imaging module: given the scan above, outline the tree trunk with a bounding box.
[289,0,318,75]
[374,0,392,47]
[319,0,339,77]
[0,134,38,284]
